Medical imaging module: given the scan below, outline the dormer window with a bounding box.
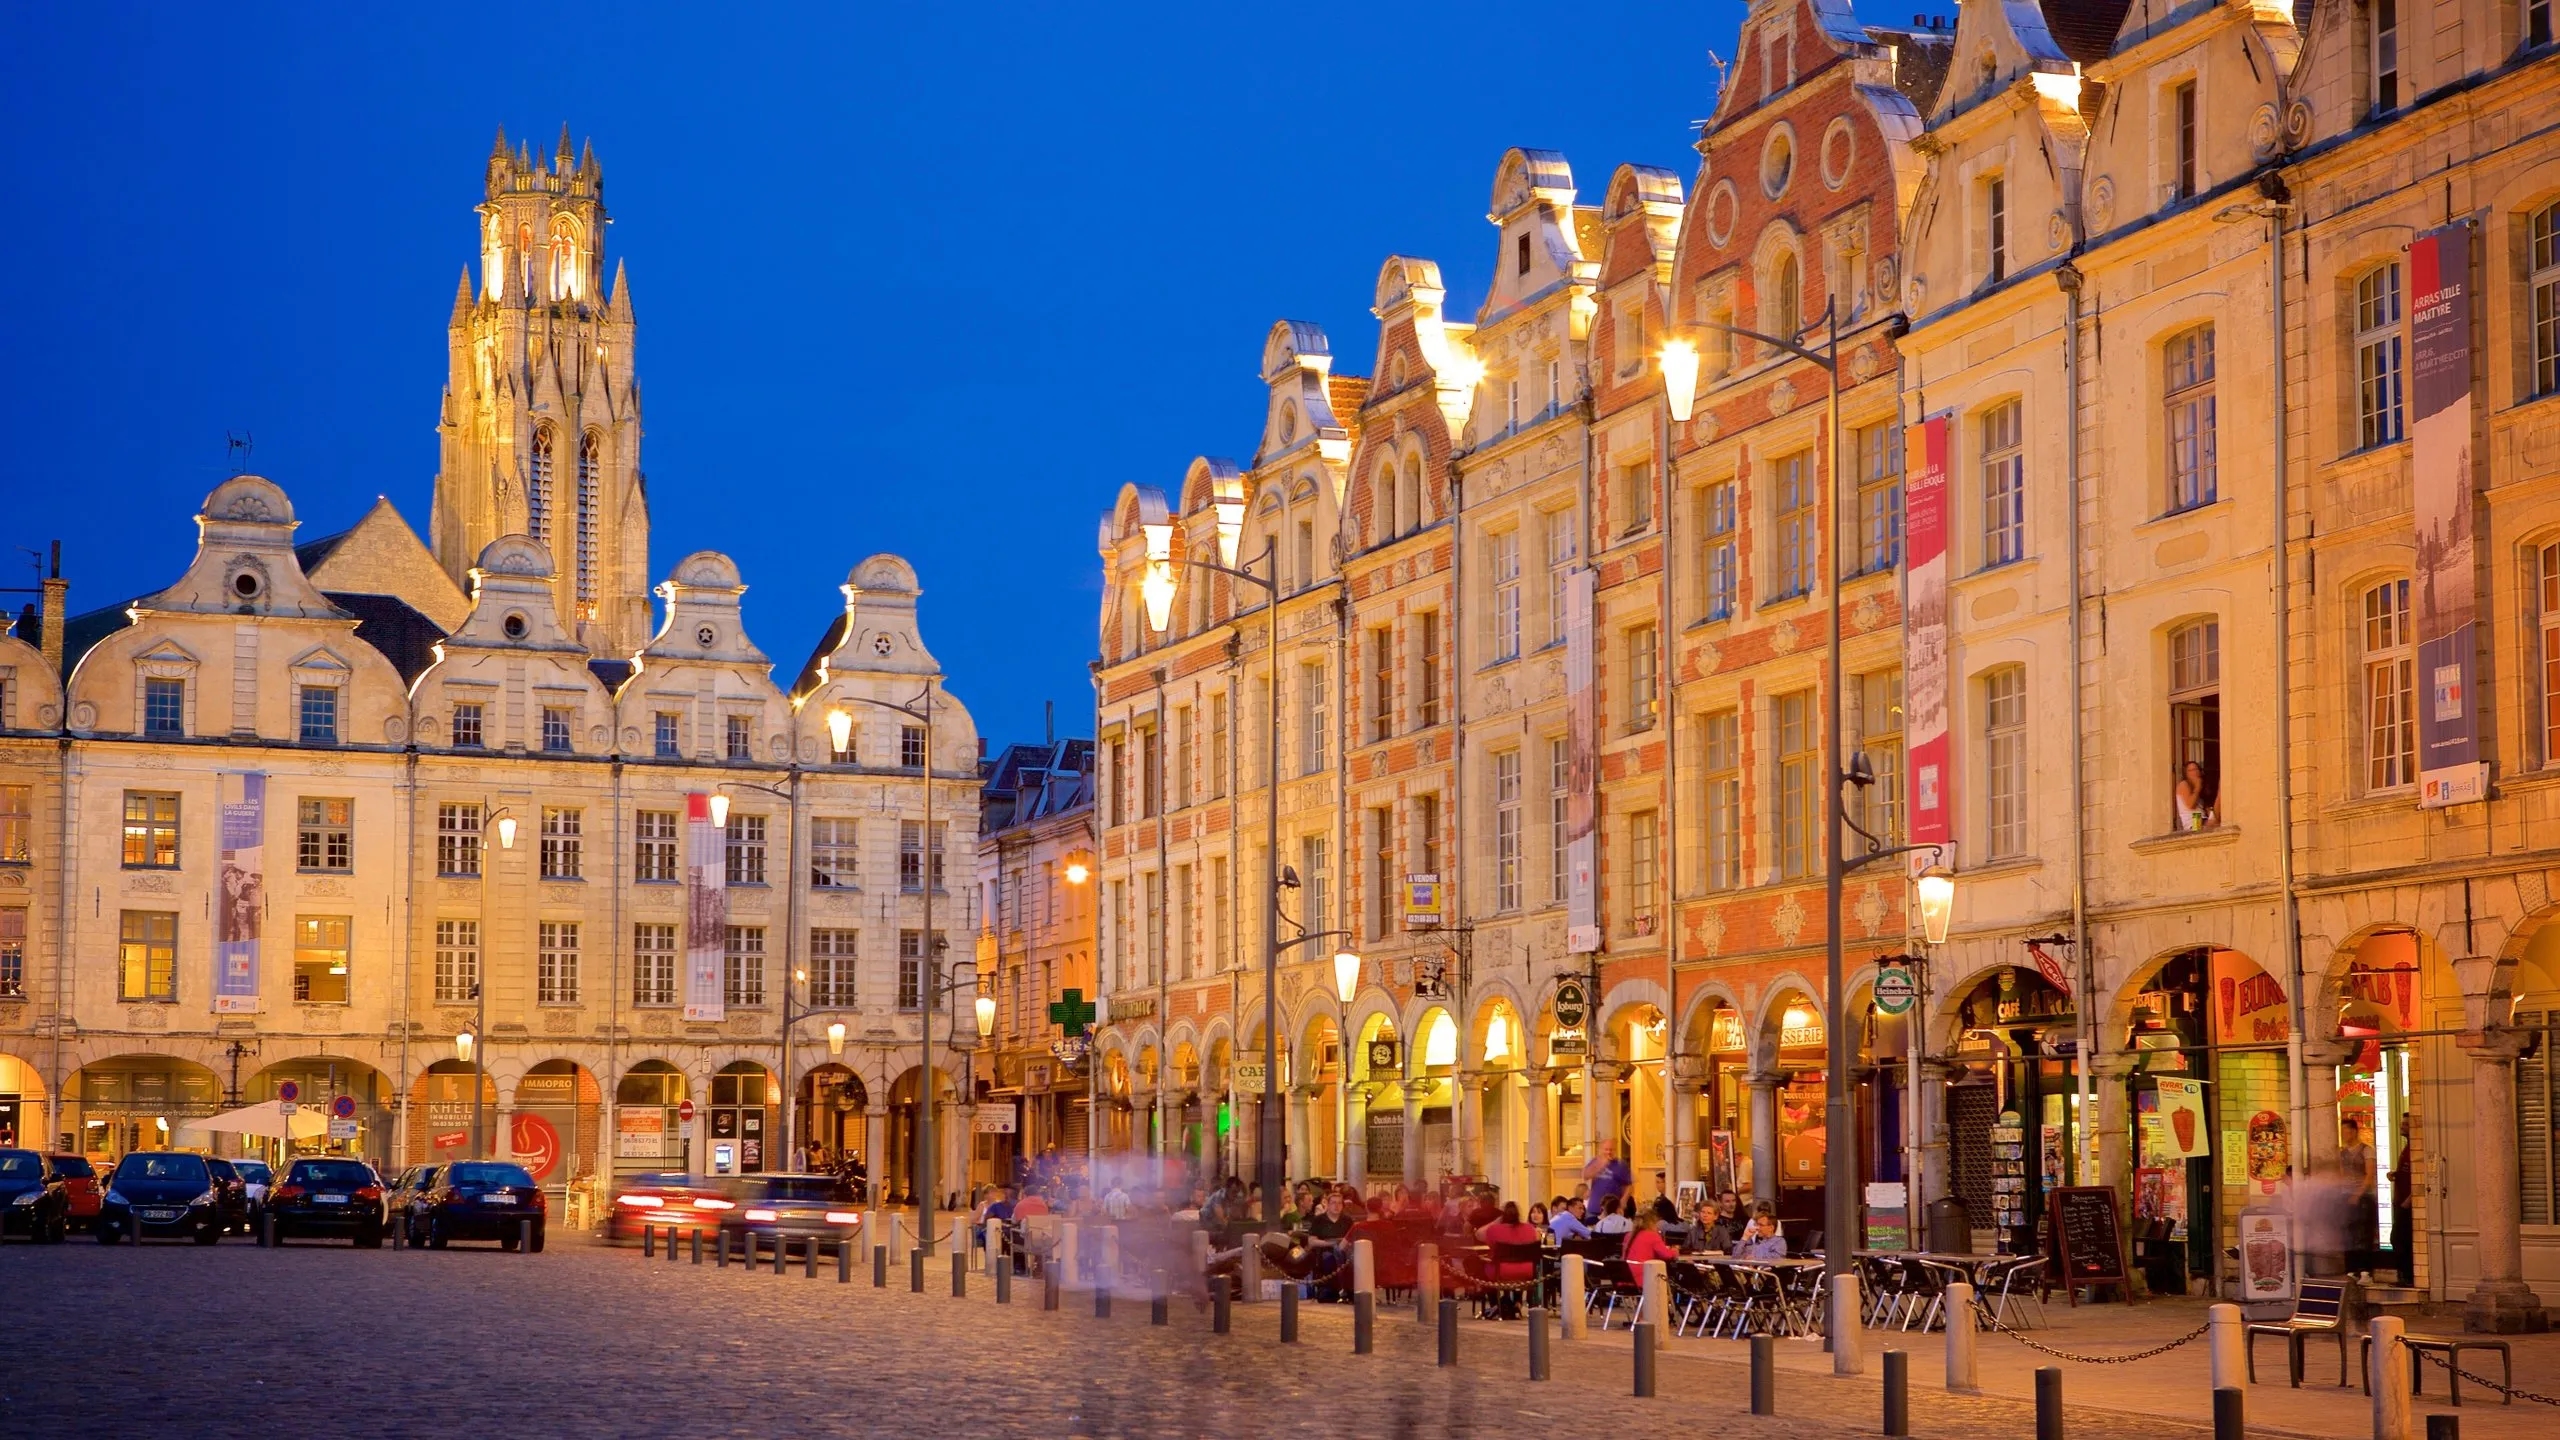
[1517,233,1532,276]
[144,678,184,739]
[545,706,575,754]
[2371,0,2400,113]
[452,702,485,750]
[654,711,680,758]
[724,714,751,761]
[1984,175,2009,284]
[298,685,340,746]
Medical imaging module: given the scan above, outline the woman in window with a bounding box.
[2173,759,2218,832]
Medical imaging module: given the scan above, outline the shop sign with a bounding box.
[2236,1209,2294,1302]
[1873,963,1916,1016]
[1108,995,1156,1022]
[973,1109,1017,1134]
[1547,1026,1588,1058]
[1235,1060,1265,1092]
[2211,949,2291,1044]
[2154,1078,2211,1159]
[432,1130,467,1151]
[1403,874,1442,929]
[1708,1010,1745,1054]
[1779,1008,1825,1052]
[1552,977,1589,1031]
[510,1112,563,1181]
[1366,1038,1400,1073]
[1024,1061,1053,1093]
[1864,1182,1909,1251]
[616,1110,666,1159]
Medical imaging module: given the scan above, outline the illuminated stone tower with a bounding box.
[430,125,650,654]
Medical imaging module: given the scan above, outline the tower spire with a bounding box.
[452,267,474,320]
[556,122,573,172]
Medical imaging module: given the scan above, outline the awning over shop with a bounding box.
[176,1102,328,1143]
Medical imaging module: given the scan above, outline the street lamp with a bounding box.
[1332,949,1361,1183]
[1667,302,1931,1367]
[1914,865,1956,945]
[472,807,514,1161]
[827,1021,847,1058]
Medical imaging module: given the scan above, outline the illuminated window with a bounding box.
[0,784,28,864]
[297,797,352,873]
[119,910,177,1002]
[294,915,350,1005]
[2364,579,2416,790]
[121,791,179,869]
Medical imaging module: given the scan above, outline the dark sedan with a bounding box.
[414,1161,546,1251]
[1,1149,71,1242]
[98,1152,223,1244]
[717,1173,863,1257]
[267,1158,385,1247]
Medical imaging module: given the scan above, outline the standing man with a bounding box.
[2338,1115,2378,1280]
[1583,1139,1631,1217]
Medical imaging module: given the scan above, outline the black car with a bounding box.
[716,1173,863,1257]
[98,1152,223,1244]
[0,1149,71,1242]
[414,1161,545,1251]
[387,1164,443,1241]
[204,1157,253,1235]
[268,1157,386,1247]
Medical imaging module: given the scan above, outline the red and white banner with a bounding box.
[1902,414,1952,854]
[2410,221,2483,808]
[684,791,728,1021]
[1564,566,1599,953]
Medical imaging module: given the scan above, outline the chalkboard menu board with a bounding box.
[2046,1186,2129,1302]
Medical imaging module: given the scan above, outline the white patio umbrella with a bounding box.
[175,1102,330,1143]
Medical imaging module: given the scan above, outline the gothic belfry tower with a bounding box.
[431,124,650,654]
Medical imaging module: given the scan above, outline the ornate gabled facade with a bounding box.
[433,126,651,657]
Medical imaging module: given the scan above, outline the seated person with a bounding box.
[1624,1208,1680,1268]
[1547,1196,1593,1242]
[1593,1195,1634,1235]
[1730,1202,1788,1261]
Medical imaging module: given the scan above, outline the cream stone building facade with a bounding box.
[0,139,986,1215]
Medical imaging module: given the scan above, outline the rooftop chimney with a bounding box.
[39,541,65,674]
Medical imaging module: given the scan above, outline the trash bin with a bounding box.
[1926,1197,1972,1255]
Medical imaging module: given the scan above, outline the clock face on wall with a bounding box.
[697,625,717,647]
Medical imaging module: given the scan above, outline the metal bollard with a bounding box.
[1438,1294,1459,1367]
[1354,1291,1375,1355]
[643,1223,656,1257]
[1559,1254,1586,1340]
[804,1238,817,1279]
[1634,1321,1659,1398]
[953,1249,967,1297]
[667,1225,681,1263]
[995,1252,1011,1304]
[740,1232,756,1269]
[2425,1415,2458,1440]
[911,1247,925,1293]
[873,1243,887,1287]
[1150,1270,1168,1325]
[837,1240,851,1283]
[1944,1281,1979,1392]
[1240,1233,1263,1302]
[1884,1350,1909,1436]
[691,1228,703,1265]
[1094,1281,1112,1319]
[1280,1282,1299,1343]
[2214,1386,2245,1440]
[261,1212,275,1247]
[389,1218,403,1250]
[1751,1333,1777,1415]
[1527,1307,1550,1381]
[717,1229,730,1268]
[771,1235,786,1275]
[1213,1276,1231,1334]
[1418,1242,1440,1323]
[2035,1366,2064,1440]
[2370,1315,2412,1440]
[2208,1303,2245,1392]
[1041,1265,1059,1311]
[520,1218,534,1253]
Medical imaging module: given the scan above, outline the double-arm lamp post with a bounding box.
[1654,307,1954,1326]
[1138,508,1358,1226]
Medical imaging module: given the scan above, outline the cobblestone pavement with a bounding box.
[0,1233,2432,1438]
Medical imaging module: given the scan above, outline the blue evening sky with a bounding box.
[0,1,1748,749]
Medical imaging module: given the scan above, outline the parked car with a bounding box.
[46,1153,101,1231]
[230,1159,273,1223]
[97,1151,223,1244]
[0,1149,71,1242]
[387,1164,442,1241]
[267,1157,386,1247]
[604,1171,735,1246]
[204,1157,253,1235]
[413,1161,546,1251]
[716,1173,863,1257]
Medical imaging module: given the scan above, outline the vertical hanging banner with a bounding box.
[213,771,266,1013]
[1564,566,1600,953]
[684,791,728,1021]
[1903,414,1953,851]
[2411,221,2484,808]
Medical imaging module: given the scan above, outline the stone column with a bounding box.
[954,1100,977,1207]
[1286,1087,1311,1182]
[1745,1069,1781,1205]
[1917,1059,1956,1224]
[2092,1052,2141,1198]
[2460,1032,2549,1333]
[1524,1069,1554,1204]
[2303,1038,2351,1176]
[1670,1081,1701,1186]
[1589,1064,1621,1155]
[1402,1091,1425,1187]
[495,1091,518,1164]
[864,1103,888,1199]
[1456,1068,1485,1180]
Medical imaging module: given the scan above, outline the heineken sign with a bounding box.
[1874,962,1917,1017]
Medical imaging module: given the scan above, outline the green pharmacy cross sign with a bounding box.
[1049,988,1096,1038]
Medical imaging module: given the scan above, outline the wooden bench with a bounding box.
[2360,1332,2515,1407]
[2244,1280,2352,1387]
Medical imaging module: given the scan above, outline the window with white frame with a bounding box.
[538,921,580,1004]
[634,810,677,882]
[1627,810,1659,934]
[548,707,577,755]
[1548,738,1571,902]
[899,930,928,1010]
[0,784,28,865]
[2357,264,2406,447]
[437,803,482,878]
[1981,401,2026,566]
[123,791,178,869]
[810,928,857,1007]
[1142,870,1164,981]
[1775,691,1817,880]
[2364,579,2417,789]
[296,797,351,873]
[1175,705,1194,808]
[1627,625,1658,732]
[1299,836,1329,935]
[2371,0,2400,112]
[2539,543,2560,766]
[1855,670,1905,845]
[1854,422,1902,573]
[724,814,766,885]
[298,684,339,745]
[632,923,677,1006]
[2169,621,2222,829]
[2531,203,2560,399]
[1774,452,1816,598]
[1208,692,1229,797]
[653,712,679,758]
[1544,507,1578,646]
[901,725,927,770]
[1493,749,1522,911]
[1140,723,1162,817]
[1985,667,2029,857]
[724,925,766,1008]
[2530,0,2554,48]
[450,700,484,750]
[434,918,479,1004]
[1984,173,2009,284]
[1703,480,1738,620]
[1767,251,1801,342]
[1368,627,1394,744]
[1415,611,1443,727]
[1298,661,1328,776]
[540,806,582,880]
[143,676,184,738]
[1704,709,1741,889]
[120,911,176,1001]
[1294,518,1317,592]
[2165,326,2218,511]
[0,905,23,998]
[1619,461,1653,537]
[2166,79,2198,201]
[1173,863,1192,977]
[810,816,859,887]
[1489,529,1521,661]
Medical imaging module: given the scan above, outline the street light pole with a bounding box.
[472,806,515,1162]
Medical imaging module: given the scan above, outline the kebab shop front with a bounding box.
[2124,948,2295,1301]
